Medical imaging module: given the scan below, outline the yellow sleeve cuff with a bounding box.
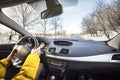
[0,58,9,67]
[0,58,9,78]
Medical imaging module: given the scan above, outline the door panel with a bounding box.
[0,44,15,59]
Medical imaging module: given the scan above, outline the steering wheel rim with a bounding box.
[11,36,39,68]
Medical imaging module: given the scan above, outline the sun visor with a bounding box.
[59,0,78,7]
[29,0,78,19]
[29,0,78,12]
[28,0,46,13]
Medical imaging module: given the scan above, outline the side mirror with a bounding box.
[9,34,21,42]
[41,4,62,19]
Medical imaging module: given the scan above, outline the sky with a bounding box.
[58,0,114,34]
[60,0,96,34]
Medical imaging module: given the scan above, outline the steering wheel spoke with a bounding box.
[11,36,39,68]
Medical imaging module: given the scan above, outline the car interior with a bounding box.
[0,0,120,80]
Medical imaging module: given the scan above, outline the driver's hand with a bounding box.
[31,47,41,56]
[7,52,12,62]
[7,47,41,62]
[7,50,17,62]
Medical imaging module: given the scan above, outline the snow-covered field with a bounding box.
[81,32,118,41]
[0,25,117,43]
[81,35,108,41]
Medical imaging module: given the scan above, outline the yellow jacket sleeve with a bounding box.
[0,58,9,78]
[12,54,40,80]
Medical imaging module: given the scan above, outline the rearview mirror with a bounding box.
[41,4,62,19]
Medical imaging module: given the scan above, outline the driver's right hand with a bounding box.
[31,47,41,56]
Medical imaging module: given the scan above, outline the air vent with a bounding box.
[60,49,69,54]
[111,49,117,52]
[49,48,56,54]
[112,54,120,60]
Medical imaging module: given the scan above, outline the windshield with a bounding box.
[2,0,119,41]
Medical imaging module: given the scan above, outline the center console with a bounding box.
[47,59,67,80]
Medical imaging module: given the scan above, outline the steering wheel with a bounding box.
[11,36,39,68]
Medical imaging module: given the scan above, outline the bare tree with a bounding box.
[110,0,120,32]
[82,0,114,39]
[82,17,93,36]
[105,5,119,33]
[10,3,40,29]
[50,17,63,38]
[40,19,49,37]
[82,14,98,37]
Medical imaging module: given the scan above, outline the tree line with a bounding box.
[82,0,120,39]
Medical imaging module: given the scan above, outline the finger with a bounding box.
[40,43,45,49]
[37,47,41,50]
[31,49,35,53]
[32,46,41,51]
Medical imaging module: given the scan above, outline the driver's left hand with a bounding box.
[7,46,41,62]
[7,52,13,62]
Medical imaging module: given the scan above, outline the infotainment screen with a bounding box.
[54,41,72,46]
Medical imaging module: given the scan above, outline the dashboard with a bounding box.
[37,37,120,79]
[47,39,115,57]
[42,38,120,75]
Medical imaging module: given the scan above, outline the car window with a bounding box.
[2,0,119,41]
[0,24,19,44]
